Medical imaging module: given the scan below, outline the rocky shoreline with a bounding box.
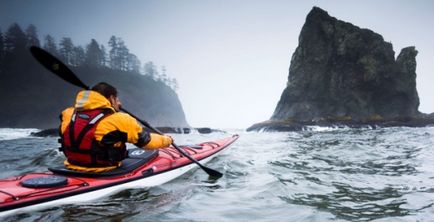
[247,116,434,132]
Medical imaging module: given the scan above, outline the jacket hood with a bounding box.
[74,90,115,112]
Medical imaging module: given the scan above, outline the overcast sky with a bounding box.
[1,0,433,129]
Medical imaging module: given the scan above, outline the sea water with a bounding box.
[1,127,434,221]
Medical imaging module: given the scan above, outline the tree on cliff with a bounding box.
[108,36,127,70]
[0,28,4,67]
[85,39,105,67]
[107,35,142,72]
[3,23,27,54]
[43,35,58,55]
[0,23,187,128]
[127,53,141,73]
[144,61,158,80]
[71,46,85,66]
[59,37,74,66]
[2,23,29,70]
[25,24,40,48]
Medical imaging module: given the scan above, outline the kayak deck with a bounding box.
[0,135,239,216]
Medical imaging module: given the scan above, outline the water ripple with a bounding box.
[2,128,434,221]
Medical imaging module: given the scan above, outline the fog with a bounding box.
[1,0,433,128]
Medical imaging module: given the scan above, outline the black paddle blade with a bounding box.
[30,46,90,90]
[203,166,223,179]
[171,143,224,178]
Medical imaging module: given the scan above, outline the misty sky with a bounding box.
[1,0,434,128]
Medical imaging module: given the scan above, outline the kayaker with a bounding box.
[59,82,173,172]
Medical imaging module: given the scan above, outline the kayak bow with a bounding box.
[0,135,239,217]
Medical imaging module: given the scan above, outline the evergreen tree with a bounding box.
[117,39,129,71]
[100,45,107,67]
[172,78,179,91]
[161,66,168,83]
[4,23,27,53]
[0,28,4,65]
[59,37,74,65]
[108,35,119,69]
[144,61,158,80]
[128,53,141,73]
[43,35,57,55]
[108,36,136,71]
[71,46,85,66]
[25,24,40,47]
[158,66,178,90]
[85,39,104,67]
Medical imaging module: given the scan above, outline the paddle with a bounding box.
[30,46,223,179]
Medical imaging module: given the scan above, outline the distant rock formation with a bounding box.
[248,7,434,131]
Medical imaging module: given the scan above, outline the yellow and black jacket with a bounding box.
[60,90,171,172]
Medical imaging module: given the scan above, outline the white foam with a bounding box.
[303,125,350,132]
[0,128,39,141]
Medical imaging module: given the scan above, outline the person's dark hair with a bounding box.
[91,82,117,98]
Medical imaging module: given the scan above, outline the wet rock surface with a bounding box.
[249,7,433,131]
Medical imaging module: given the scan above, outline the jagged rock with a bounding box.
[156,127,192,134]
[31,128,59,137]
[248,7,433,132]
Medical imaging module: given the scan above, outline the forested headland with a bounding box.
[0,23,189,129]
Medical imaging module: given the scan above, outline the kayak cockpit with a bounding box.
[48,149,158,178]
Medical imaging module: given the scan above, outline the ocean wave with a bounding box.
[0,128,39,141]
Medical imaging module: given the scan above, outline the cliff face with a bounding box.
[272,7,419,122]
[248,7,431,131]
[0,59,189,129]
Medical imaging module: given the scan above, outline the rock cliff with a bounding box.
[248,7,434,131]
[0,63,190,129]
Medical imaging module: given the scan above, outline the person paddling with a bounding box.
[59,82,172,172]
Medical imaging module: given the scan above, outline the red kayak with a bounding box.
[0,135,239,217]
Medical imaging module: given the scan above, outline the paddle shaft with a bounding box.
[30,46,223,178]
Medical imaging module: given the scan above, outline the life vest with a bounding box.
[60,109,128,167]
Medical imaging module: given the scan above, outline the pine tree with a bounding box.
[0,28,4,65]
[85,39,104,67]
[108,35,119,69]
[100,45,107,67]
[128,53,141,73]
[108,36,137,71]
[144,61,158,80]
[161,66,168,83]
[71,46,85,66]
[4,23,27,53]
[43,35,57,55]
[25,24,40,47]
[172,78,179,91]
[117,39,129,71]
[59,37,74,65]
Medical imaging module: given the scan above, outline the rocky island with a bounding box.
[248,7,434,132]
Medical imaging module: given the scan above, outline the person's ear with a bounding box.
[109,95,116,105]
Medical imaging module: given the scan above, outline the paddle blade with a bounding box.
[171,143,223,178]
[203,166,223,179]
[30,46,90,90]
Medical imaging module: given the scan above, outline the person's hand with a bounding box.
[145,133,173,149]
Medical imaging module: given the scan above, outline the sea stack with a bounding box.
[248,7,433,131]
